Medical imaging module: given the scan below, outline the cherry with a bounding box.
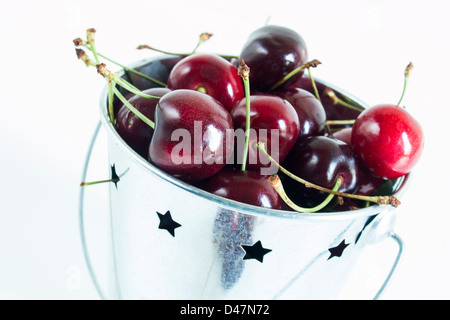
[275,87,327,140]
[239,25,308,92]
[351,104,424,180]
[230,94,299,172]
[296,75,364,121]
[167,53,245,111]
[331,127,352,145]
[148,89,234,182]
[199,165,283,209]
[281,136,360,207]
[331,127,384,196]
[115,87,171,157]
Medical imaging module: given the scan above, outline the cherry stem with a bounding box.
[112,85,155,129]
[269,174,342,213]
[108,81,115,124]
[397,62,413,106]
[191,32,213,54]
[74,36,167,87]
[324,88,364,112]
[80,168,129,187]
[270,59,321,91]
[80,178,119,187]
[238,59,251,172]
[326,120,355,126]
[307,67,321,102]
[256,142,401,207]
[137,40,237,60]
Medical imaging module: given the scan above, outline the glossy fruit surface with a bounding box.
[239,25,308,92]
[199,166,283,209]
[282,136,360,205]
[149,89,234,182]
[276,87,327,139]
[167,53,244,111]
[116,87,171,157]
[351,104,424,179]
[230,94,299,171]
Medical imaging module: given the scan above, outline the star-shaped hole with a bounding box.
[157,211,181,237]
[327,239,349,260]
[241,240,272,263]
[110,164,120,189]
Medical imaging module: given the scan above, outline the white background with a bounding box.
[0,0,448,299]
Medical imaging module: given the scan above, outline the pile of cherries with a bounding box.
[75,26,424,213]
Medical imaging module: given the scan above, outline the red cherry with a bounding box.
[351,104,424,179]
[199,166,283,209]
[167,53,245,111]
[239,25,308,92]
[149,89,234,182]
[116,87,171,157]
[230,94,299,172]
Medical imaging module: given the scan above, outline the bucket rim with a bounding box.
[98,55,411,221]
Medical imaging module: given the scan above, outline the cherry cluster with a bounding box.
[75,26,424,213]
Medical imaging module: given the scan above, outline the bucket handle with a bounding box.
[79,121,107,300]
[372,232,404,300]
[79,121,404,300]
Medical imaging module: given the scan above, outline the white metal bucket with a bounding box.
[79,56,409,300]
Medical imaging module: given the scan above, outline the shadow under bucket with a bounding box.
[80,55,410,300]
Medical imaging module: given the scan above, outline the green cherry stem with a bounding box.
[326,120,356,126]
[80,168,129,187]
[324,88,364,112]
[307,67,321,102]
[270,59,321,91]
[269,174,342,213]
[112,85,155,129]
[256,142,401,207]
[397,62,413,106]
[136,44,238,60]
[238,59,251,172]
[108,81,115,124]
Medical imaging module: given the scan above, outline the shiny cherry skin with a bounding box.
[149,89,234,182]
[239,25,308,92]
[167,53,244,111]
[296,75,362,121]
[282,136,360,206]
[351,104,424,180]
[230,94,299,171]
[332,127,384,196]
[116,88,171,158]
[199,166,283,209]
[275,87,327,140]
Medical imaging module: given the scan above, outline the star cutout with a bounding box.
[241,241,272,263]
[110,164,120,189]
[157,211,181,237]
[327,239,349,260]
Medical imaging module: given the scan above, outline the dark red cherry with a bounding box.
[296,75,362,121]
[331,127,384,196]
[275,87,327,140]
[239,25,308,92]
[167,53,245,111]
[351,104,424,180]
[230,94,299,172]
[115,87,171,158]
[282,136,359,206]
[199,166,283,209]
[149,89,234,182]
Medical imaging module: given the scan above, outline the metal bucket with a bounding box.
[79,56,409,300]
